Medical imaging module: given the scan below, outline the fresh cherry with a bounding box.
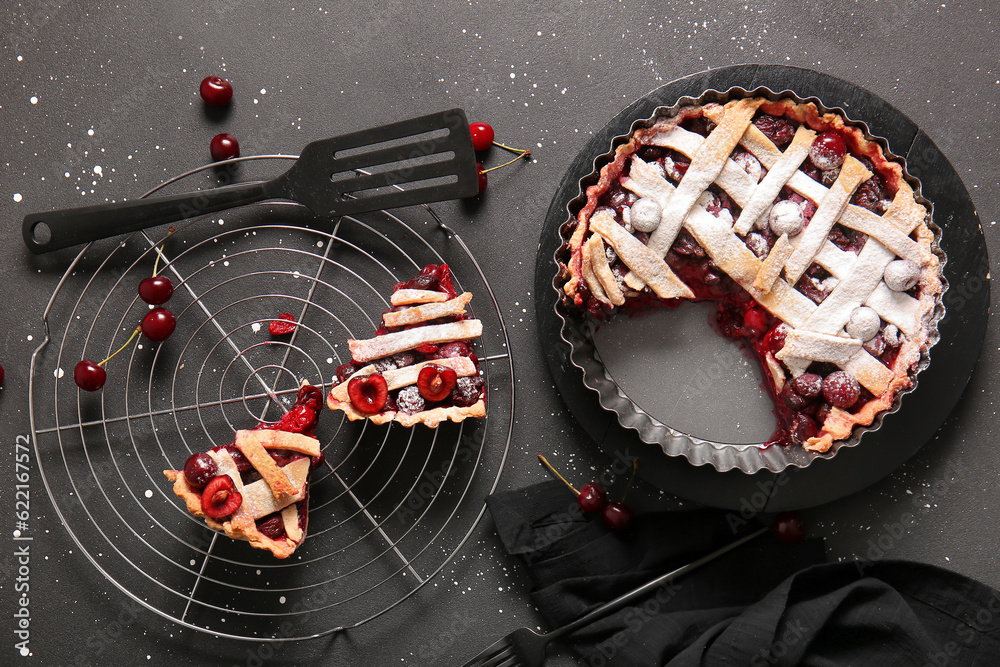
[476,162,488,194]
[347,374,388,414]
[201,475,242,519]
[469,121,495,152]
[577,482,608,514]
[602,502,634,531]
[141,307,176,341]
[199,75,233,107]
[416,364,458,402]
[138,275,174,305]
[74,359,107,392]
[772,511,806,544]
[183,452,218,489]
[210,133,240,161]
[268,313,297,335]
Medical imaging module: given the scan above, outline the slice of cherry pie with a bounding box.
[327,264,486,427]
[560,95,944,453]
[164,384,326,558]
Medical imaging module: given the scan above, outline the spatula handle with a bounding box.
[22,180,273,254]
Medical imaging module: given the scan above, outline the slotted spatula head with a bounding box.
[271,108,480,216]
[22,108,479,254]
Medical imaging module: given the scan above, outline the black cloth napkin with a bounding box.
[486,480,1000,666]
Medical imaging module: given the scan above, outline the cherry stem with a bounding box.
[98,326,141,367]
[620,459,639,503]
[151,226,175,276]
[480,149,531,174]
[492,140,531,156]
[537,454,579,495]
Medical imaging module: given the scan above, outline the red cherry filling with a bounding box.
[183,452,218,488]
[417,364,458,402]
[348,374,388,414]
[809,130,846,171]
[822,371,861,408]
[201,475,242,518]
[256,515,286,539]
[138,276,174,305]
[268,313,296,335]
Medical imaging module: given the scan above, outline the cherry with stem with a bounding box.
[538,454,608,514]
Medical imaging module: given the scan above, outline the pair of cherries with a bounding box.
[74,275,177,392]
[199,75,240,162]
[539,455,636,531]
[468,122,530,195]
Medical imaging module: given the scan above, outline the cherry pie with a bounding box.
[327,264,486,427]
[164,384,326,558]
[560,95,944,453]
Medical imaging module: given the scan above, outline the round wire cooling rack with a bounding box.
[28,155,514,641]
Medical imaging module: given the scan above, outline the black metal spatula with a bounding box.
[23,108,478,254]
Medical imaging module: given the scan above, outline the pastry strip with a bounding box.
[382,292,472,327]
[390,289,450,306]
[752,233,795,293]
[235,431,295,499]
[349,320,482,363]
[733,124,816,235]
[586,234,625,306]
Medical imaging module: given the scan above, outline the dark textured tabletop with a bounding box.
[1,2,997,665]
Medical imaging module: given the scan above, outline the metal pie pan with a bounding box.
[552,85,948,474]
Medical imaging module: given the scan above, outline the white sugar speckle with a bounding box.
[27,335,33,341]
[279,596,286,604]
[54,367,65,378]
[190,559,196,566]
[13,193,22,202]
[251,323,262,333]
[30,96,38,105]
[260,88,267,94]
[94,165,102,175]
[144,489,153,498]
[88,129,95,136]
[326,357,334,364]
[17,55,23,61]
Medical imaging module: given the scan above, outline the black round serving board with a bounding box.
[534,64,990,511]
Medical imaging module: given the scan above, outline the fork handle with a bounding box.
[549,526,768,640]
[22,179,277,254]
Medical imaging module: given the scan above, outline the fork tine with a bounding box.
[461,642,514,667]
[479,646,517,667]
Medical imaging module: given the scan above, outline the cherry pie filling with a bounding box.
[330,264,485,420]
[571,104,931,448]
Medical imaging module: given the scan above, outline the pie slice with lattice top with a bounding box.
[164,384,326,558]
[560,96,943,453]
[327,264,486,427]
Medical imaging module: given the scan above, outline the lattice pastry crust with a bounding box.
[560,96,943,453]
